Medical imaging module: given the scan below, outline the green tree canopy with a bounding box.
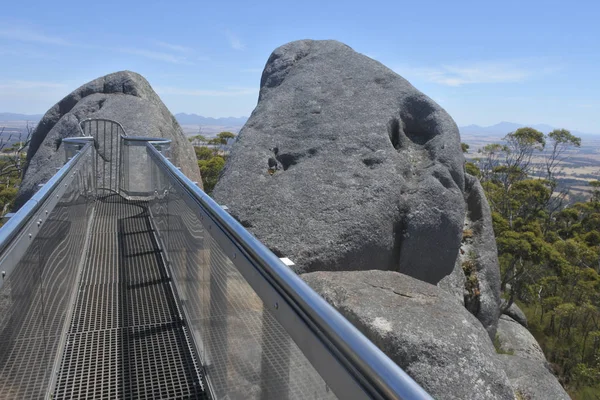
[464,131,600,396]
[194,146,214,161]
[198,156,225,194]
[214,131,236,145]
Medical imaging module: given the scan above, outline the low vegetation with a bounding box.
[0,126,32,225]
[465,127,600,398]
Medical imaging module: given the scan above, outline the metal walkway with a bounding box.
[0,122,432,400]
[53,193,207,399]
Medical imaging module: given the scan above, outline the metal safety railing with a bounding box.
[138,138,432,400]
[0,121,432,399]
[0,140,95,399]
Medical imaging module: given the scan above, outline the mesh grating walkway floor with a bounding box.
[53,194,208,399]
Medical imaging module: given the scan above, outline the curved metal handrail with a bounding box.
[78,118,128,137]
[145,142,432,400]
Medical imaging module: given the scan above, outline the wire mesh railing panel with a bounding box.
[0,145,94,399]
[149,148,336,400]
[120,139,154,199]
[0,131,434,399]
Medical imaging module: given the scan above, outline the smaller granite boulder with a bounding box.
[501,300,528,328]
[302,270,514,400]
[496,315,545,362]
[497,355,570,400]
[437,255,466,306]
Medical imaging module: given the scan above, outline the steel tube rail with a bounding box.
[146,143,432,400]
[122,135,171,143]
[0,140,93,257]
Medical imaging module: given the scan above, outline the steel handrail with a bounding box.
[0,141,93,256]
[145,142,432,400]
[122,135,171,143]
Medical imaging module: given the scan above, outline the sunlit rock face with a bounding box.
[215,39,566,399]
[214,39,465,284]
[302,270,515,400]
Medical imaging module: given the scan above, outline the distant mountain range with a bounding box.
[0,113,43,121]
[0,112,248,126]
[174,113,248,126]
[1,113,595,137]
[459,122,594,137]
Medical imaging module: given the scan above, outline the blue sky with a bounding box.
[0,0,598,133]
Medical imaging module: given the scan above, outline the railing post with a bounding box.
[63,137,94,164]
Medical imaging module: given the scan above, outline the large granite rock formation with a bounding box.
[214,40,565,398]
[302,270,515,400]
[16,71,201,207]
[213,40,465,284]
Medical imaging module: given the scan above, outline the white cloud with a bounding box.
[395,61,558,86]
[225,30,244,50]
[0,80,67,90]
[0,26,200,65]
[0,27,71,46]
[116,48,193,64]
[156,86,257,97]
[155,41,193,53]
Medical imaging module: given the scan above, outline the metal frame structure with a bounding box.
[0,122,433,399]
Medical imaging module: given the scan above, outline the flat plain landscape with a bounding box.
[462,131,600,201]
[2,117,598,201]
[0,119,36,147]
